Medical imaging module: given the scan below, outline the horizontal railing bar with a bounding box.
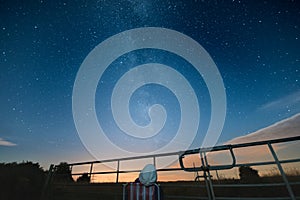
[71,168,182,176]
[157,167,184,172]
[67,136,300,167]
[230,135,300,148]
[290,181,300,185]
[214,182,286,187]
[182,135,300,155]
[234,158,300,168]
[57,135,300,188]
[69,151,183,166]
[71,167,185,176]
[69,158,300,176]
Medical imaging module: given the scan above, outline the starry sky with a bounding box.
[0,0,300,169]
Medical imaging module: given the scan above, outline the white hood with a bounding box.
[139,164,157,186]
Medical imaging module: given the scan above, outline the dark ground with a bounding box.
[47,176,300,200]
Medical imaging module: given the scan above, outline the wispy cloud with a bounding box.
[259,90,300,111]
[227,113,300,144]
[0,138,17,146]
[221,113,300,175]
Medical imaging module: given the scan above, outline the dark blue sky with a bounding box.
[0,0,299,169]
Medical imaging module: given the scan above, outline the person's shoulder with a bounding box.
[134,178,140,183]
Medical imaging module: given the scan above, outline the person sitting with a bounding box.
[135,164,157,186]
[123,164,162,200]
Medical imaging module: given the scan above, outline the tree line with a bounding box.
[0,161,90,200]
[0,161,260,200]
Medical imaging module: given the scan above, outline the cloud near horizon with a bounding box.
[226,113,300,144]
[215,113,300,174]
[0,138,17,146]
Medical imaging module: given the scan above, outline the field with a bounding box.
[47,175,300,200]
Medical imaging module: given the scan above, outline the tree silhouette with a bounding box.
[53,162,74,183]
[239,166,260,183]
[0,162,46,200]
[77,173,91,183]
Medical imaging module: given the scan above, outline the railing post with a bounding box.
[215,170,220,184]
[203,152,215,200]
[89,163,93,182]
[268,143,295,200]
[200,152,213,200]
[116,160,120,183]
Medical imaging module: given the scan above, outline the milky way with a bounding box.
[0,0,299,167]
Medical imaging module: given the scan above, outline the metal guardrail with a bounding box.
[46,135,300,200]
[179,136,300,171]
[178,135,300,200]
[179,145,236,171]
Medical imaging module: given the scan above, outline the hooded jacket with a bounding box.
[138,164,157,186]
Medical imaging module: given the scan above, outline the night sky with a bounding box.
[1,0,300,169]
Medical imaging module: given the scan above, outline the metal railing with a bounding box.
[45,135,300,200]
[179,135,300,200]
